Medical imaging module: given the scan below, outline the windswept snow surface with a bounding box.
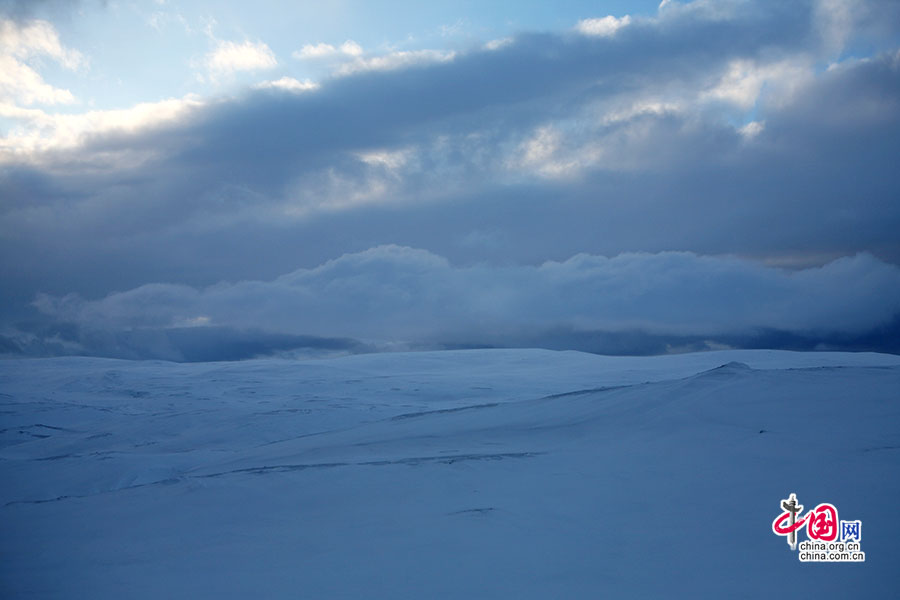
[1,349,899,598]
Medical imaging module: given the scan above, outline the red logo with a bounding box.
[772,493,864,562]
[806,503,838,542]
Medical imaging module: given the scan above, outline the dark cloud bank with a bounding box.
[2,0,899,360]
[5,247,900,361]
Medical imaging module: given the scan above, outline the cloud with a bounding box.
[0,94,204,160]
[254,76,319,93]
[0,18,83,105]
[484,37,512,51]
[576,15,632,37]
[0,17,83,67]
[293,40,363,60]
[0,55,76,104]
[700,58,812,109]
[335,48,456,75]
[1,323,367,362]
[654,0,751,22]
[22,246,900,359]
[204,39,277,75]
[292,39,454,76]
[814,0,863,54]
[2,1,900,359]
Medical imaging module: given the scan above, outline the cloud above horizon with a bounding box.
[1,0,899,359]
[19,246,900,359]
[0,17,83,106]
[203,39,277,76]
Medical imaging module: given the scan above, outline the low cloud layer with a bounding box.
[11,246,898,360]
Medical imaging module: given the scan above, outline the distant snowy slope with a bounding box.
[1,349,899,598]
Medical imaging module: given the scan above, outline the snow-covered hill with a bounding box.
[2,349,899,598]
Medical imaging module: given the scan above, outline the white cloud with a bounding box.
[281,148,418,216]
[0,18,83,106]
[33,248,900,343]
[484,37,512,51]
[0,18,84,68]
[293,38,453,76]
[254,76,319,93]
[576,15,632,37]
[0,56,76,105]
[654,0,748,22]
[339,40,364,56]
[293,42,336,59]
[600,100,682,125]
[739,120,764,138]
[356,147,413,171]
[814,0,862,55]
[514,125,580,178]
[0,94,205,163]
[336,49,456,76]
[702,59,813,109]
[204,40,277,75]
[509,100,686,179]
[293,40,363,60]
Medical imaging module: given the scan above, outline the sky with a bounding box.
[1,0,899,361]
